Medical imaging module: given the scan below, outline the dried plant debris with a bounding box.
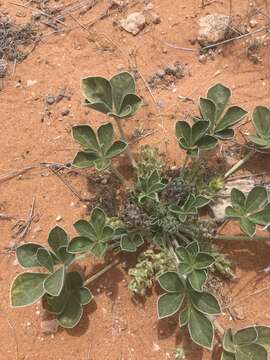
[0,15,39,68]
[148,62,185,88]
[246,36,265,64]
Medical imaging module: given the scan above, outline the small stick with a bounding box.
[200,25,270,51]
[0,213,15,220]
[49,168,91,202]
[130,129,159,144]
[165,25,270,52]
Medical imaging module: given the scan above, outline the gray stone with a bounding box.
[198,14,229,46]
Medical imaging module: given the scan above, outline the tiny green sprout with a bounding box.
[10,226,93,328]
[249,106,270,150]
[169,194,210,222]
[222,326,270,360]
[72,122,127,172]
[68,207,114,258]
[225,186,270,237]
[136,169,166,203]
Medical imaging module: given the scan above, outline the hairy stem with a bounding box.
[84,259,120,286]
[69,253,91,265]
[182,154,189,173]
[214,234,270,241]
[110,164,128,187]
[115,117,137,168]
[214,319,225,336]
[224,151,255,179]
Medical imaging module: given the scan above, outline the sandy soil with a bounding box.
[1,0,270,359]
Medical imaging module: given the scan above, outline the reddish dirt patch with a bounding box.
[1,0,270,359]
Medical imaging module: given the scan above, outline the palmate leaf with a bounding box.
[226,186,270,237]
[68,208,113,258]
[175,120,212,155]
[120,233,144,252]
[81,72,142,118]
[11,272,48,307]
[44,271,93,329]
[175,242,213,291]
[72,123,127,171]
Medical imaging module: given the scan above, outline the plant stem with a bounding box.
[214,234,270,241]
[70,253,91,265]
[83,259,120,286]
[110,164,128,187]
[115,117,137,168]
[224,151,255,179]
[182,154,189,173]
[214,320,225,336]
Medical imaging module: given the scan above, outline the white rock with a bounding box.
[198,14,230,46]
[210,179,256,222]
[27,79,38,87]
[120,12,146,35]
[152,342,160,352]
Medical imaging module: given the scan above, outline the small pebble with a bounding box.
[198,54,207,63]
[61,109,70,116]
[56,215,62,221]
[46,96,55,105]
[151,13,161,24]
[249,19,257,28]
